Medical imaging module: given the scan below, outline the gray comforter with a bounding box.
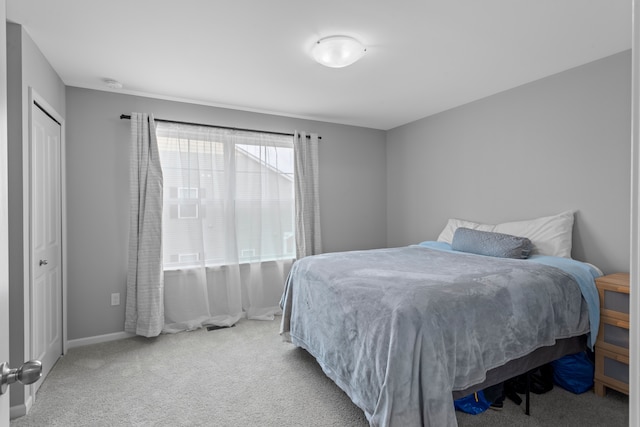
[280,245,591,427]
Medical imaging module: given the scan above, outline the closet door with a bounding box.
[0,0,9,423]
[30,102,63,394]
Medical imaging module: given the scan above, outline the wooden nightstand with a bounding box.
[594,273,629,397]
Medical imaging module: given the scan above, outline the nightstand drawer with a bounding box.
[597,316,629,356]
[595,347,629,393]
[601,289,629,320]
[596,273,630,322]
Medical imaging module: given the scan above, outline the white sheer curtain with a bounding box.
[157,122,295,332]
[125,113,165,337]
[294,131,322,257]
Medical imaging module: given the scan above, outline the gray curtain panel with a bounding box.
[294,131,322,258]
[125,112,164,337]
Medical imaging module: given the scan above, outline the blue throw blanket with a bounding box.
[280,244,596,426]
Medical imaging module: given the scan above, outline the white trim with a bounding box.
[67,331,134,349]
[0,4,8,424]
[9,394,31,420]
[631,2,639,425]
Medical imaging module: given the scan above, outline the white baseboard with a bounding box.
[10,404,25,419]
[10,393,31,419]
[67,331,134,349]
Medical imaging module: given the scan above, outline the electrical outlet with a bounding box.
[111,293,120,306]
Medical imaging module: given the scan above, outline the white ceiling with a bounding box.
[6,0,632,130]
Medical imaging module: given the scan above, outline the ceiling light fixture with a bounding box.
[311,36,366,68]
[103,78,123,89]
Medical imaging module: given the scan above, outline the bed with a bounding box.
[280,211,601,427]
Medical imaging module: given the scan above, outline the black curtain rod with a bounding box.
[119,114,321,139]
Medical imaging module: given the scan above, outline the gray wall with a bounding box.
[18,32,632,346]
[387,51,631,275]
[7,23,66,409]
[65,87,387,340]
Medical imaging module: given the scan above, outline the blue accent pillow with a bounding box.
[451,227,533,259]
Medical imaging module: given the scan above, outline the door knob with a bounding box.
[39,259,48,266]
[0,360,42,395]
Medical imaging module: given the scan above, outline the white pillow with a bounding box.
[437,218,493,245]
[437,210,575,258]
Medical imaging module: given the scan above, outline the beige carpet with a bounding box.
[11,318,628,426]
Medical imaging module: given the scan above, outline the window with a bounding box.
[157,123,295,269]
[177,187,199,219]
